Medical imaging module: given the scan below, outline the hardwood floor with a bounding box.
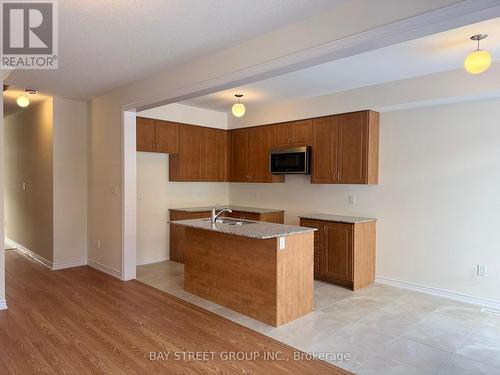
[0,251,349,374]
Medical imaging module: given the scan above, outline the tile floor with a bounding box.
[137,261,500,375]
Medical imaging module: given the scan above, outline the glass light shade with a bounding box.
[464,50,492,74]
[232,102,246,117]
[17,95,30,107]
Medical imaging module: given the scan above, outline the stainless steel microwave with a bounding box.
[270,147,311,174]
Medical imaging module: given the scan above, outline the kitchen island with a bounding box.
[170,217,316,327]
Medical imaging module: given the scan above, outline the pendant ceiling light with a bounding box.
[464,34,491,75]
[232,94,246,118]
[17,95,30,107]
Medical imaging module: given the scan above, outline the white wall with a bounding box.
[136,104,229,265]
[53,98,88,269]
[229,98,500,303]
[139,103,228,129]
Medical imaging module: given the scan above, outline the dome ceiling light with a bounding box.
[464,34,491,75]
[16,88,38,108]
[232,94,246,118]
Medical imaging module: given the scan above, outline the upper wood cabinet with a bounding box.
[136,117,179,153]
[271,120,312,148]
[230,127,284,183]
[136,117,156,152]
[311,110,379,184]
[139,110,379,185]
[155,120,180,153]
[170,125,228,182]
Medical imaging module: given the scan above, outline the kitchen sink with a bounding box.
[203,218,256,225]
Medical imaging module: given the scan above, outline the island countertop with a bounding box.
[170,205,284,214]
[170,218,316,239]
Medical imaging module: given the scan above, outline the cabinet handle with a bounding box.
[323,226,327,234]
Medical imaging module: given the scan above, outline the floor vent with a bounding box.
[481,308,500,316]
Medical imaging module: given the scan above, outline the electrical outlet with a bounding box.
[477,264,486,277]
[348,193,356,205]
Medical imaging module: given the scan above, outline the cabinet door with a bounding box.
[272,123,292,148]
[311,116,338,183]
[179,125,204,181]
[291,119,312,146]
[136,117,155,152]
[155,120,179,153]
[249,126,273,182]
[230,129,250,182]
[300,219,325,276]
[204,128,227,181]
[338,112,368,184]
[324,222,353,281]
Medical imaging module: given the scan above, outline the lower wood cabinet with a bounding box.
[169,209,284,263]
[300,218,376,290]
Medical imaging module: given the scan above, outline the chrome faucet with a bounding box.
[211,207,232,224]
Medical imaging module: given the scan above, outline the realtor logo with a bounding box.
[1,0,58,69]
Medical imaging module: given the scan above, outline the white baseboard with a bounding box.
[0,299,7,310]
[376,276,500,310]
[7,238,87,271]
[136,255,169,266]
[87,258,122,280]
[8,238,53,269]
[52,259,87,270]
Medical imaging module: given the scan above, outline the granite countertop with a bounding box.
[299,213,377,224]
[170,218,316,240]
[170,205,284,214]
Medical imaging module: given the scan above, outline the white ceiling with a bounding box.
[183,17,500,112]
[5,0,343,100]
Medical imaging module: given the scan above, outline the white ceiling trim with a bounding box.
[127,0,500,112]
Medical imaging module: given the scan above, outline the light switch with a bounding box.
[349,193,356,205]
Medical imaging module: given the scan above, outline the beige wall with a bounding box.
[136,103,229,265]
[228,97,500,304]
[5,99,54,262]
[53,98,88,268]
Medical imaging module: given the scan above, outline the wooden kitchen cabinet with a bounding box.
[311,115,339,184]
[170,125,228,182]
[155,120,180,153]
[272,120,312,148]
[136,117,156,152]
[300,218,376,290]
[170,208,285,263]
[230,127,284,183]
[203,127,228,182]
[136,117,179,153]
[230,128,250,182]
[311,110,379,184]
